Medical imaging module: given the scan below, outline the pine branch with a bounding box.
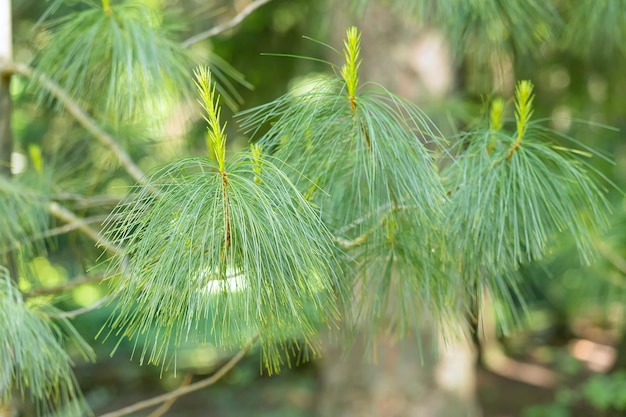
[48,202,122,255]
[181,0,272,47]
[97,334,259,417]
[0,62,147,185]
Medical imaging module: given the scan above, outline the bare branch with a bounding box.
[6,214,120,254]
[1,62,147,185]
[43,214,111,237]
[182,0,272,48]
[334,233,368,249]
[41,214,113,237]
[48,201,122,255]
[52,193,126,209]
[97,334,260,417]
[146,374,193,417]
[25,273,109,298]
[47,294,116,319]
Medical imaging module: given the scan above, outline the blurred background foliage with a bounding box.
[4,0,626,416]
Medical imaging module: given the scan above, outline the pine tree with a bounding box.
[0,1,624,416]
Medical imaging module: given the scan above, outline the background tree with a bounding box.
[1,1,625,417]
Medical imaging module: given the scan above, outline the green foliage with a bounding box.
[240,27,448,336]
[523,403,571,417]
[102,70,343,373]
[523,370,626,416]
[563,0,626,59]
[0,177,48,255]
[443,81,610,281]
[439,80,613,334]
[0,266,94,416]
[34,0,193,125]
[4,0,623,413]
[583,371,626,411]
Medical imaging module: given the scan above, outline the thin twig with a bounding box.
[334,233,368,249]
[43,215,111,236]
[48,201,122,255]
[146,373,193,417]
[25,273,109,298]
[333,204,416,249]
[1,62,147,185]
[97,334,260,417]
[182,0,272,47]
[52,192,126,208]
[5,214,115,253]
[47,294,115,319]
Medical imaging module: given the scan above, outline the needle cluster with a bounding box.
[240,27,448,337]
[103,71,343,373]
[0,178,48,255]
[0,267,94,417]
[443,81,611,309]
[34,0,192,125]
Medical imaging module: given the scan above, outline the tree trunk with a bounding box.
[0,0,18,285]
[317,328,479,417]
[0,2,19,416]
[0,0,13,178]
[317,3,479,417]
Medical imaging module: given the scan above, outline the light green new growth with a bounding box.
[489,97,505,132]
[341,26,362,112]
[509,80,534,159]
[28,144,44,175]
[487,97,506,153]
[194,67,227,171]
[102,0,111,15]
[251,143,264,184]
